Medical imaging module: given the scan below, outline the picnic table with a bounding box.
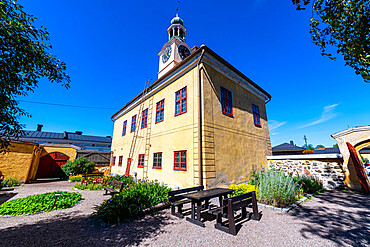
[183,188,234,227]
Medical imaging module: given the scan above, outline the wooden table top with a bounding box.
[183,188,234,201]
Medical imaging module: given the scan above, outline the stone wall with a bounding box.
[268,158,346,189]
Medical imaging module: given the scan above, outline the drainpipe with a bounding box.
[197,48,206,187]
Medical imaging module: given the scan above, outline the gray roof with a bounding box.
[20,130,112,144]
[272,142,304,151]
[313,147,340,154]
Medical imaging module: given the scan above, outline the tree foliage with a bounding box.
[315,144,325,149]
[293,0,370,82]
[61,157,95,176]
[303,144,315,150]
[0,0,70,153]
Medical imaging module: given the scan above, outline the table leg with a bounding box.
[186,199,205,227]
[219,195,223,206]
[191,200,195,219]
[196,201,201,220]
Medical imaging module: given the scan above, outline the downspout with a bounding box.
[197,48,206,186]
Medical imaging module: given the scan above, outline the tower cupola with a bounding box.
[167,13,187,41]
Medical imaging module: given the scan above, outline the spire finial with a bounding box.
[176,0,180,16]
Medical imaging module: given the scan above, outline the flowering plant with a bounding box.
[302,149,314,154]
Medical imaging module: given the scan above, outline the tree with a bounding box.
[303,144,315,150]
[0,0,70,153]
[61,157,95,176]
[315,144,325,149]
[333,143,339,148]
[292,0,370,82]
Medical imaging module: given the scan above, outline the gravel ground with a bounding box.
[0,181,369,247]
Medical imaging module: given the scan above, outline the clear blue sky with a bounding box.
[18,0,369,148]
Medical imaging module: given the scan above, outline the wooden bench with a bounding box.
[168,185,204,218]
[104,179,124,196]
[82,172,104,179]
[210,191,260,235]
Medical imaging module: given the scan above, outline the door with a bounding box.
[36,152,69,178]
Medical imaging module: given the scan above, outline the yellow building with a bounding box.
[110,15,272,188]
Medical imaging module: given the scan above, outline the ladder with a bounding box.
[125,79,152,176]
[142,97,154,179]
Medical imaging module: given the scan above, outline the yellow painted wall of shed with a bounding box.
[41,146,77,160]
[201,64,271,186]
[111,67,198,188]
[0,142,35,183]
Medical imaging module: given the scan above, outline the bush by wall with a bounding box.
[109,175,135,188]
[1,177,19,187]
[229,183,256,196]
[93,181,171,224]
[61,157,95,176]
[257,170,299,208]
[0,191,82,216]
[293,174,325,194]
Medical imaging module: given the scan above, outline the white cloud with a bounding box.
[268,120,287,131]
[299,104,339,129]
[271,132,279,136]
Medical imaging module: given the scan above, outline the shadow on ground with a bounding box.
[0,211,173,247]
[290,190,370,247]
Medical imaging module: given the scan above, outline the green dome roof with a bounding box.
[171,16,183,25]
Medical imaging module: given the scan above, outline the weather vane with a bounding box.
[176,0,180,16]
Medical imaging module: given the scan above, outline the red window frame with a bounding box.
[138,154,145,168]
[118,155,123,166]
[175,87,187,116]
[130,115,137,133]
[122,120,127,136]
[155,99,165,123]
[153,152,162,169]
[141,108,148,129]
[111,156,116,166]
[252,104,261,127]
[174,150,187,171]
[220,86,233,117]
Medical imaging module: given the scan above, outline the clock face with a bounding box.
[178,45,191,60]
[162,45,172,64]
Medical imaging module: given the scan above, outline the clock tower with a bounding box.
[158,14,192,78]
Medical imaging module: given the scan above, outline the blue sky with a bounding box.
[18,0,369,148]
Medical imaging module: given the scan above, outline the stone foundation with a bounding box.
[268,159,346,189]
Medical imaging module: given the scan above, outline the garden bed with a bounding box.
[0,191,82,216]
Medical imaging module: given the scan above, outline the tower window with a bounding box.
[111,156,116,166]
[252,104,261,127]
[131,115,137,133]
[175,86,187,116]
[220,86,233,117]
[156,99,165,123]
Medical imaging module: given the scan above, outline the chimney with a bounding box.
[36,124,43,131]
[63,131,68,139]
[75,131,83,135]
[290,141,294,145]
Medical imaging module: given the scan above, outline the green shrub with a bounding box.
[73,182,104,190]
[93,181,171,224]
[1,177,19,187]
[0,191,82,216]
[229,183,256,196]
[293,174,325,194]
[257,170,299,208]
[69,175,83,182]
[61,157,95,176]
[109,175,134,188]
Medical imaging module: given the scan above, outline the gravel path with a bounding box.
[0,182,369,247]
